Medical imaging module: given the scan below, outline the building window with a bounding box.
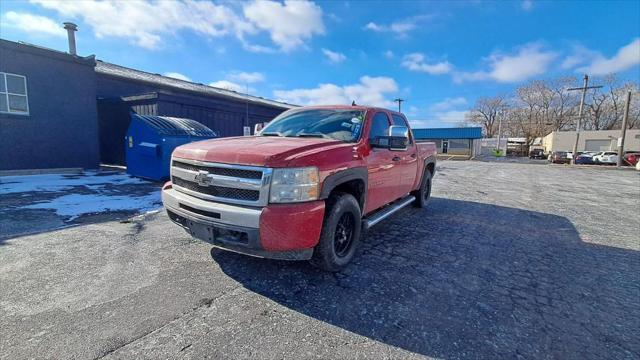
[0,72,29,115]
[449,139,470,149]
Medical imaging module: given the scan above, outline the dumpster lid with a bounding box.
[132,114,217,137]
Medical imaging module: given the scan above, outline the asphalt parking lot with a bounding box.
[1,161,639,359]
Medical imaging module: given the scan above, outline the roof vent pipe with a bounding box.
[63,22,78,55]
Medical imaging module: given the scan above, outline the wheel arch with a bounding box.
[320,167,368,211]
[424,155,436,176]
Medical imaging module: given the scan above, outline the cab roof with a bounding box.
[292,104,405,117]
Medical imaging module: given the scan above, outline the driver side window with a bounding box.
[369,112,390,140]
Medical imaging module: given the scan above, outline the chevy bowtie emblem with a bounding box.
[194,170,212,187]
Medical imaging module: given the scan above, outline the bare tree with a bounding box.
[547,76,578,131]
[466,95,508,137]
[585,75,639,130]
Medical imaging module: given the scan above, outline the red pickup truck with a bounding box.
[162,105,437,271]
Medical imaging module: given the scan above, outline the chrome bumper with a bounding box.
[162,187,313,260]
[162,187,261,228]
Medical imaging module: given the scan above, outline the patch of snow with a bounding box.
[0,171,148,195]
[22,192,162,220]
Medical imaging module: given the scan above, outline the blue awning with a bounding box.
[413,127,483,139]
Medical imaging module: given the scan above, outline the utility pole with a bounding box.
[567,75,603,164]
[496,116,503,155]
[245,83,250,136]
[393,98,404,112]
[617,91,632,167]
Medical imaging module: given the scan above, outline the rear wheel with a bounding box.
[310,192,361,272]
[411,170,432,208]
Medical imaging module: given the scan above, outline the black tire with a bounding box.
[411,170,432,208]
[310,192,362,272]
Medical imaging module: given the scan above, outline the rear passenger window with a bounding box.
[369,112,390,140]
[391,114,413,144]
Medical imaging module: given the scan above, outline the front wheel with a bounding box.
[310,192,362,272]
[411,170,432,208]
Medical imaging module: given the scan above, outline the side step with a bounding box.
[363,195,415,230]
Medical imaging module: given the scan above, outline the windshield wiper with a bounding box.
[261,131,283,137]
[297,132,330,139]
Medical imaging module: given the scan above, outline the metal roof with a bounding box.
[413,127,483,139]
[132,114,217,137]
[96,61,296,110]
[1,39,96,67]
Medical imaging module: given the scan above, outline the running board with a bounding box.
[363,195,415,230]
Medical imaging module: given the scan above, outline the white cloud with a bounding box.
[364,15,430,37]
[322,48,346,63]
[29,0,324,52]
[576,38,640,76]
[31,0,252,49]
[384,50,394,59]
[227,71,265,83]
[401,53,453,75]
[408,119,431,129]
[454,43,556,83]
[432,110,470,124]
[521,0,533,11]
[560,44,599,70]
[163,72,191,81]
[274,76,399,108]
[243,0,325,52]
[430,97,467,111]
[2,11,66,38]
[209,80,247,93]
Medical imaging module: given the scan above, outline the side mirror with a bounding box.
[388,125,409,151]
[370,125,409,151]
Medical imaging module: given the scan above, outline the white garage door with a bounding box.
[585,139,612,151]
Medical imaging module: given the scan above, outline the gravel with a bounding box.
[1,161,638,359]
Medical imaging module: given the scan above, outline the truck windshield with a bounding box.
[260,109,366,142]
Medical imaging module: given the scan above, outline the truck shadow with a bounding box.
[212,197,640,359]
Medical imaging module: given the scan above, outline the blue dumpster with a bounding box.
[125,114,217,181]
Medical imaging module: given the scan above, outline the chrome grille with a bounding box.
[170,158,272,206]
[172,161,263,179]
[172,177,260,201]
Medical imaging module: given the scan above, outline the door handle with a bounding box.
[410,153,417,158]
[392,156,401,162]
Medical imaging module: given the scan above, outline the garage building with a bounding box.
[413,127,483,157]
[541,130,640,153]
[0,30,294,172]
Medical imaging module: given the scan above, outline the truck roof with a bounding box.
[294,104,406,118]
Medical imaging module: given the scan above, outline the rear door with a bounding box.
[390,114,419,198]
[365,111,397,214]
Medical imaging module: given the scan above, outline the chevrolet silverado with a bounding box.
[162,105,437,271]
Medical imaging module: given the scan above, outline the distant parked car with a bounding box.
[575,152,596,165]
[548,151,570,164]
[623,152,640,166]
[592,151,618,165]
[529,149,545,159]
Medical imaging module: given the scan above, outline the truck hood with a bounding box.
[172,136,352,167]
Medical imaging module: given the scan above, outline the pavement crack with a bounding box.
[94,285,245,359]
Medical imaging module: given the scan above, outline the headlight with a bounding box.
[269,167,319,203]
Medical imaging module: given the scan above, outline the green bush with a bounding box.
[492,148,505,157]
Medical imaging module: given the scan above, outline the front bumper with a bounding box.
[162,187,325,260]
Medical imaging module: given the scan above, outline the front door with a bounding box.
[442,140,449,154]
[365,112,397,214]
[390,114,419,198]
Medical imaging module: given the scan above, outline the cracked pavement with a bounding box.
[1,161,639,359]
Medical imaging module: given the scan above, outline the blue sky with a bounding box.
[1,0,639,128]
